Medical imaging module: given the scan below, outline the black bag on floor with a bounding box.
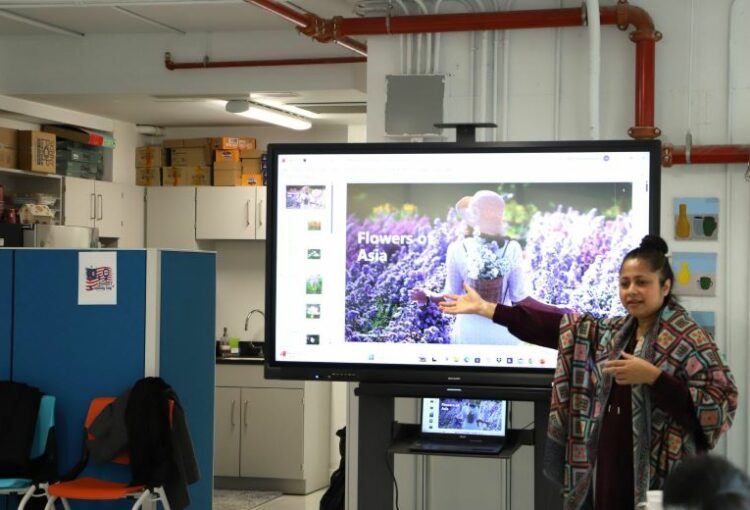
[319,426,346,510]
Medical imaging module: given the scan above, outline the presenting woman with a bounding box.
[438,235,737,510]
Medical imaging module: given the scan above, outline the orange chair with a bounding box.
[44,397,171,510]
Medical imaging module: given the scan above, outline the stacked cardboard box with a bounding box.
[135,146,164,186]
[211,137,262,186]
[161,138,211,186]
[0,127,18,169]
[18,131,56,174]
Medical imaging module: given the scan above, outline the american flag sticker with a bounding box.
[78,251,117,305]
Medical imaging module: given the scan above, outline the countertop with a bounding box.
[216,356,264,365]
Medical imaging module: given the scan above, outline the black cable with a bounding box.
[384,450,400,510]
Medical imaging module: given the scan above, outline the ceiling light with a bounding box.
[225,100,311,130]
[249,94,320,119]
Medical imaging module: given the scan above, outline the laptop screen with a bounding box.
[420,398,507,438]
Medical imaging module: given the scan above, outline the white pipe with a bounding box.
[136,125,165,136]
[501,1,513,141]
[553,0,563,140]
[0,8,84,36]
[585,0,601,139]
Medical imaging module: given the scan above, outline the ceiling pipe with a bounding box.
[244,0,368,56]
[164,52,366,70]
[662,144,750,167]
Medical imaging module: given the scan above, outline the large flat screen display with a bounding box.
[265,141,660,387]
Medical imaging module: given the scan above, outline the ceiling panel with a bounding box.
[0,1,361,35]
[0,13,55,34]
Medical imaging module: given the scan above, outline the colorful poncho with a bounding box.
[543,298,738,510]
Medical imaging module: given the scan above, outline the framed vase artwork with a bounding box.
[672,252,717,296]
[673,197,719,241]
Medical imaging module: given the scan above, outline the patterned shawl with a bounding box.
[543,298,738,510]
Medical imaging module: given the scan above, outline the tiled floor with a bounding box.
[253,488,325,510]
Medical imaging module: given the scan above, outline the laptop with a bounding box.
[409,398,507,455]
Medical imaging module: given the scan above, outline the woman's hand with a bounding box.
[602,352,662,385]
[438,283,496,319]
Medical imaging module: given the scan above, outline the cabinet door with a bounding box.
[94,181,123,238]
[145,187,198,249]
[214,387,241,477]
[196,187,256,240]
[255,186,267,240]
[240,388,304,479]
[63,176,95,228]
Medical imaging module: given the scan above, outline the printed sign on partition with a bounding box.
[78,251,117,305]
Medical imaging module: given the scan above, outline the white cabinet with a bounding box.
[145,186,198,250]
[196,186,266,240]
[214,364,330,494]
[63,177,123,238]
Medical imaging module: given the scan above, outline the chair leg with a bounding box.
[17,486,35,510]
[156,487,172,510]
[131,489,151,509]
[43,495,57,510]
[61,497,72,510]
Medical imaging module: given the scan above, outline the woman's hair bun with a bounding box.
[640,235,669,255]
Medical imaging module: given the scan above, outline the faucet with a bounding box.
[244,309,265,346]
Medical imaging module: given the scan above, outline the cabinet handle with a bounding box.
[230,400,235,427]
[247,200,252,226]
[90,193,96,220]
[257,199,264,228]
[96,194,103,221]
[243,400,249,427]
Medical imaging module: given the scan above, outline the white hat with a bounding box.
[455,190,506,236]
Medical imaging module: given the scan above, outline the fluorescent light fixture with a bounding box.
[225,100,311,130]
[250,94,320,119]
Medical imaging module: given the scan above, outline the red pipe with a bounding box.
[164,52,365,70]
[334,8,587,35]
[245,0,367,56]
[662,144,750,167]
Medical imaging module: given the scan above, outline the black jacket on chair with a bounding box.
[0,381,42,478]
[87,377,200,510]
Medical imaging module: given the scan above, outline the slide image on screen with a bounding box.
[431,399,506,434]
[345,182,634,346]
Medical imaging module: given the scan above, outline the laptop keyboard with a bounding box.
[409,441,502,455]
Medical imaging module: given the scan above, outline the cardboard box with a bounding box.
[241,158,261,174]
[162,166,189,186]
[239,149,265,159]
[215,149,239,162]
[243,172,264,186]
[185,166,211,186]
[42,125,105,146]
[162,139,184,149]
[213,160,241,172]
[0,127,18,168]
[211,137,256,150]
[18,131,56,173]
[136,146,165,168]
[18,204,55,225]
[213,168,242,186]
[162,138,210,149]
[136,167,161,186]
[171,147,210,167]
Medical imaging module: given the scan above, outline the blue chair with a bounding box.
[0,395,60,510]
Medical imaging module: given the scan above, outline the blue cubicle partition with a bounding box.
[1,249,215,510]
[0,250,12,381]
[159,251,216,510]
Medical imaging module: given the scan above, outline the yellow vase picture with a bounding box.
[677,261,691,286]
[676,203,691,239]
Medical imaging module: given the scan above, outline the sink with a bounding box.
[238,341,264,357]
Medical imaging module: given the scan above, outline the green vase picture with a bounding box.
[702,216,717,237]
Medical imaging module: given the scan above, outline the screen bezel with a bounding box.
[264,140,661,388]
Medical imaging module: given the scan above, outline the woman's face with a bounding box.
[618,257,671,322]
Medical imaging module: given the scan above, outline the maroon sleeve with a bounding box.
[491,301,564,350]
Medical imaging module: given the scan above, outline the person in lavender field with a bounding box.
[438,235,737,510]
[411,190,558,345]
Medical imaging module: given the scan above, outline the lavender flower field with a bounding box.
[345,205,634,343]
